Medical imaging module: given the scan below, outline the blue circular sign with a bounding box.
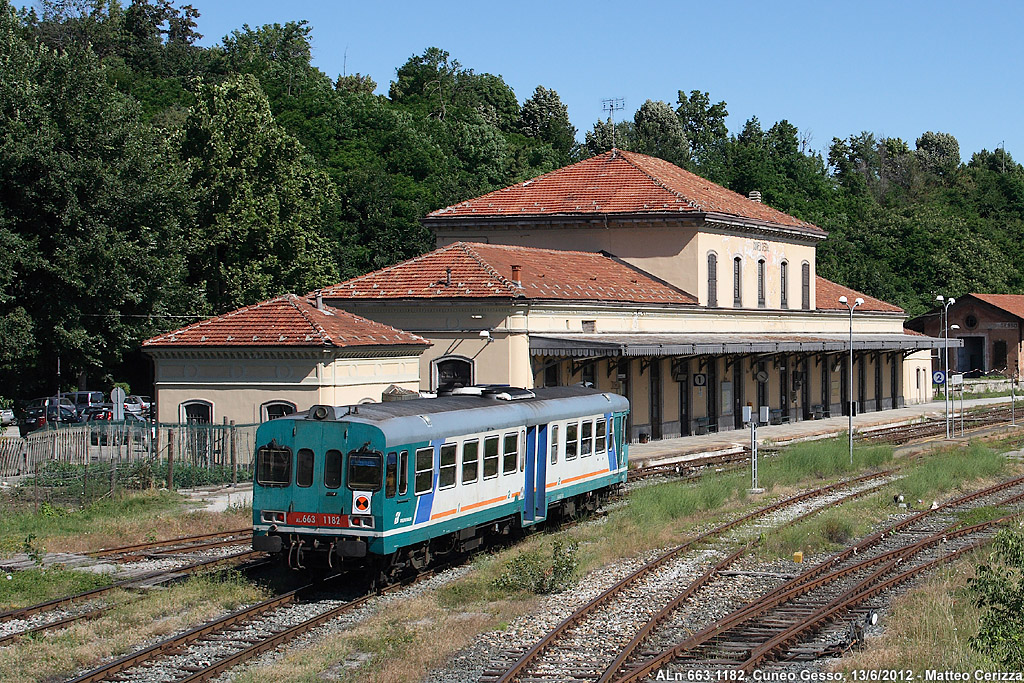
[933,370,946,385]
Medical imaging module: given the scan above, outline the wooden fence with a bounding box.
[1,422,260,483]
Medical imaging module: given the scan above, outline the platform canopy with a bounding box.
[529,333,955,358]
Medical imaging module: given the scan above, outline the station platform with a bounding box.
[628,396,1021,468]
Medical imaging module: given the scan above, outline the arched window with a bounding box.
[780,261,789,309]
[707,252,718,307]
[757,259,766,308]
[261,400,296,422]
[180,399,212,424]
[801,261,811,310]
[733,256,743,308]
[432,355,474,391]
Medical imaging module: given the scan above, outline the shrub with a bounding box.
[492,540,579,594]
[968,527,1024,668]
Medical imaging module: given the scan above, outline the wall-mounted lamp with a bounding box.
[479,329,494,343]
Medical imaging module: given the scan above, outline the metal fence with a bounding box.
[1,422,260,485]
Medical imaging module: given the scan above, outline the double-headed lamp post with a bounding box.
[839,295,864,465]
[936,295,955,438]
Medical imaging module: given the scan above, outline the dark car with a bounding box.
[20,405,79,437]
[88,409,147,445]
[63,391,105,418]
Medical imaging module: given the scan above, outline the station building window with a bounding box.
[801,261,811,310]
[733,257,743,308]
[780,261,789,308]
[757,259,766,308]
[261,400,296,422]
[433,356,473,391]
[707,252,718,307]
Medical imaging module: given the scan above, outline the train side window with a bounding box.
[483,435,499,479]
[385,452,398,498]
[324,449,342,489]
[581,421,593,457]
[256,444,291,487]
[399,450,409,496]
[439,444,457,489]
[414,447,434,495]
[462,439,479,484]
[566,422,578,460]
[549,425,559,465]
[296,448,314,487]
[596,419,607,455]
[502,432,518,474]
[520,430,525,472]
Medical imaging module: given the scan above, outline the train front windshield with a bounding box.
[347,451,383,491]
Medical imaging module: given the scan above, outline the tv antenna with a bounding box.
[602,97,625,153]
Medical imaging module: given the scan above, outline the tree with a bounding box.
[584,117,634,156]
[631,99,689,167]
[968,527,1024,669]
[335,72,376,95]
[0,0,195,393]
[518,85,576,156]
[676,89,728,170]
[915,131,960,181]
[178,74,340,311]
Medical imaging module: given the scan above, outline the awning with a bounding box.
[529,333,956,358]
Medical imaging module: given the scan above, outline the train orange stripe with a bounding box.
[430,508,458,520]
[461,494,510,513]
[559,468,610,485]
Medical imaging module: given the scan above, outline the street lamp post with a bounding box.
[839,295,863,465]
[936,295,955,438]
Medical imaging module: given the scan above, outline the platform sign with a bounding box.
[693,373,707,387]
[932,370,946,385]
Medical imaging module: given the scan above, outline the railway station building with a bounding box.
[143,294,430,425]
[906,293,1024,377]
[319,150,944,441]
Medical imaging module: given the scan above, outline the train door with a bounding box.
[286,420,327,519]
[524,424,547,523]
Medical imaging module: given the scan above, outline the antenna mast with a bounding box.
[602,97,625,153]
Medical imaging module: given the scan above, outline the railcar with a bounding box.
[252,385,629,582]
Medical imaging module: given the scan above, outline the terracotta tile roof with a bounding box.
[143,294,429,349]
[815,276,904,313]
[968,293,1024,319]
[319,242,697,305]
[426,150,824,236]
[903,327,926,336]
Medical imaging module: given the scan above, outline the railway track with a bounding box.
[0,550,267,647]
[605,474,1024,681]
[481,469,898,683]
[83,527,253,560]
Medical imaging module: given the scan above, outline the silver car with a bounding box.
[0,408,15,427]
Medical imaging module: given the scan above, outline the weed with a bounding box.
[492,540,579,594]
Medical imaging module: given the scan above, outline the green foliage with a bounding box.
[758,436,893,489]
[0,566,113,610]
[893,442,1005,502]
[968,527,1024,668]
[492,540,579,594]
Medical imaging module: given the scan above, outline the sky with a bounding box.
[191,0,1023,163]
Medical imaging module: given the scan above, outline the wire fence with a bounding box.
[1,422,259,507]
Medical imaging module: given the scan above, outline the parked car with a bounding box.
[124,395,153,418]
[82,403,112,420]
[27,396,76,412]
[20,404,79,437]
[62,391,105,418]
[88,409,147,445]
[0,408,15,427]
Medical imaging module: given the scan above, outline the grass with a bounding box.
[0,571,267,683]
[0,488,252,556]
[0,567,113,610]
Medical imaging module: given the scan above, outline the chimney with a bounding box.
[510,264,522,286]
[315,290,324,310]
[445,267,452,286]
[748,190,762,203]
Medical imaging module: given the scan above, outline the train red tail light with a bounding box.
[261,510,286,523]
[349,516,374,528]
